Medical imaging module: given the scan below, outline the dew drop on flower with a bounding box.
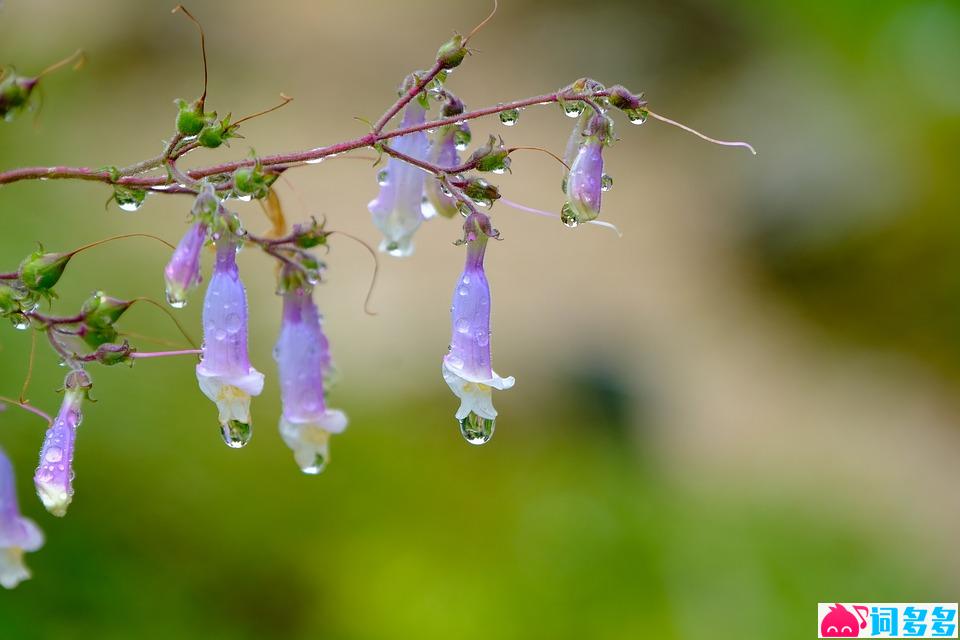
[300,453,326,475]
[376,170,389,186]
[499,108,520,127]
[44,446,63,463]
[626,108,648,125]
[563,101,585,119]
[455,318,469,334]
[560,202,580,228]
[220,420,252,448]
[601,174,613,192]
[459,412,495,445]
[10,313,29,330]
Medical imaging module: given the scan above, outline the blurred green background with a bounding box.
[2,0,959,637]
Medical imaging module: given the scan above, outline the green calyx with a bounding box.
[175,98,215,136]
[436,34,467,70]
[233,164,277,200]
[81,291,132,328]
[18,249,72,293]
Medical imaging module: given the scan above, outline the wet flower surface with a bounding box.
[34,370,90,518]
[442,213,514,444]
[274,284,347,473]
[196,233,264,447]
[0,447,43,589]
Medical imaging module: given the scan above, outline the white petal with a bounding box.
[0,547,31,589]
[442,362,515,420]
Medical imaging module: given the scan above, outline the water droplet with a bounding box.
[165,290,187,308]
[45,447,63,463]
[118,200,141,212]
[37,468,54,483]
[455,318,469,333]
[220,420,252,448]
[377,169,389,186]
[459,412,495,445]
[458,286,469,296]
[563,101,585,119]
[305,157,324,165]
[626,108,648,125]
[462,275,471,284]
[214,328,227,341]
[115,188,147,212]
[475,329,489,346]
[454,128,471,151]
[491,167,506,175]
[300,453,326,475]
[224,312,242,334]
[499,108,520,127]
[601,174,613,191]
[560,202,580,228]
[10,313,29,330]
[236,194,253,203]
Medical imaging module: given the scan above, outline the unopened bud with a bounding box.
[436,34,467,70]
[175,98,213,136]
[81,291,132,327]
[18,250,71,293]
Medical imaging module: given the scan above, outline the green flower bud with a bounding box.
[81,323,119,349]
[93,341,133,366]
[0,284,18,315]
[232,165,276,200]
[175,98,212,136]
[81,291,132,328]
[18,250,72,292]
[436,34,467,70]
[198,115,237,149]
[0,73,38,121]
[460,177,500,205]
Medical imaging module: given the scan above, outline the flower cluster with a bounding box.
[0,4,754,588]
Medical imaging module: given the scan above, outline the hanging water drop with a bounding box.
[499,108,520,127]
[114,187,147,212]
[300,453,326,475]
[377,169,389,186]
[165,288,188,309]
[10,313,29,330]
[626,108,648,125]
[305,157,324,165]
[459,412,495,445]
[560,202,580,228]
[601,174,613,191]
[454,127,471,151]
[220,420,252,448]
[563,101,585,119]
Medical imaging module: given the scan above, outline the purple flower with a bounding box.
[442,213,514,445]
[0,447,43,589]
[274,284,347,474]
[368,102,429,256]
[164,183,219,308]
[164,221,208,308]
[422,125,461,219]
[562,113,611,228]
[196,234,264,448]
[34,370,90,517]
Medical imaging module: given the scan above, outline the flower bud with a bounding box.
[80,323,119,349]
[562,114,612,227]
[232,165,276,200]
[92,341,133,366]
[81,291,132,327]
[292,219,330,249]
[436,34,467,70]
[18,250,71,293]
[174,98,213,136]
[198,115,236,149]
[470,135,511,174]
[164,221,208,308]
[0,73,38,122]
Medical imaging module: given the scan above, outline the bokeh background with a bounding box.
[2,0,959,637]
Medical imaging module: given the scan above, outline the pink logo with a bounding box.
[821,604,869,637]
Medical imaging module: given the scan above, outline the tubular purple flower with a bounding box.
[422,125,460,219]
[34,369,90,518]
[0,447,44,589]
[562,113,612,228]
[196,233,264,448]
[164,221,208,308]
[274,284,346,474]
[164,183,219,308]
[368,101,429,256]
[442,212,514,445]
